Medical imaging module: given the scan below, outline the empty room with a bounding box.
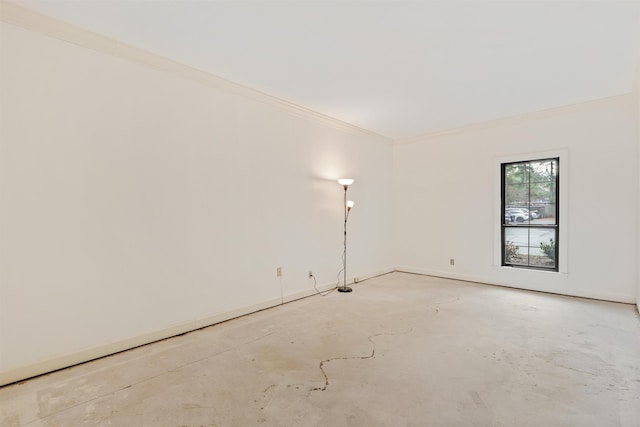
[1,1,639,426]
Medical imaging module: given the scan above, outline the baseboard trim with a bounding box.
[0,296,281,387]
[395,266,636,304]
[0,266,395,387]
[2,265,628,386]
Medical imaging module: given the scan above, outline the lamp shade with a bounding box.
[346,200,355,209]
[338,178,354,186]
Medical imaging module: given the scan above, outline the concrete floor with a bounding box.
[1,272,639,426]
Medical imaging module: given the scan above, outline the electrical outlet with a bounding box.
[354,277,360,283]
[308,270,313,278]
[450,259,455,266]
[277,267,282,277]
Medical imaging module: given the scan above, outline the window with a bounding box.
[501,158,559,271]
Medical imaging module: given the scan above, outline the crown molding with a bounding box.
[0,1,392,143]
[395,93,635,145]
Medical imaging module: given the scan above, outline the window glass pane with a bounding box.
[529,228,557,269]
[504,227,557,268]
[505,183,527,208]
[531,181,553,204]
[534,203,556,225]
[530,159,557,182]
[505,163,530,185]
[504,207,531,224]
[504,228,529,265]
[504,184,529,212]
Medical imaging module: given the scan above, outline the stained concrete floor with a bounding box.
[1,272,640,427]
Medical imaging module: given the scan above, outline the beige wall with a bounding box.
[395,95,638,303]
[0,20,394,383]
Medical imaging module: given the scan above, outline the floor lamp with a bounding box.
[337,178,355,293]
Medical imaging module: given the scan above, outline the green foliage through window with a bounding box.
[540,239,556,262]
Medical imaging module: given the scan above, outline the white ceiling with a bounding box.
[15,0,640,140]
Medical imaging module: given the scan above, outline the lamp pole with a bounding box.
[337,179,354,293]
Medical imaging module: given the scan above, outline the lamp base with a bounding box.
[338,287,353,293]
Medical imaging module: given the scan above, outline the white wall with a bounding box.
[395,95,638,304]
[637,10,640,311]
[637,47,640,311]
[0,20,393,384]
[2,3,638,387]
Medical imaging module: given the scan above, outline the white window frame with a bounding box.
[493,149,569,275]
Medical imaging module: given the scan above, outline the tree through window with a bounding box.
[501,158,559,271]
